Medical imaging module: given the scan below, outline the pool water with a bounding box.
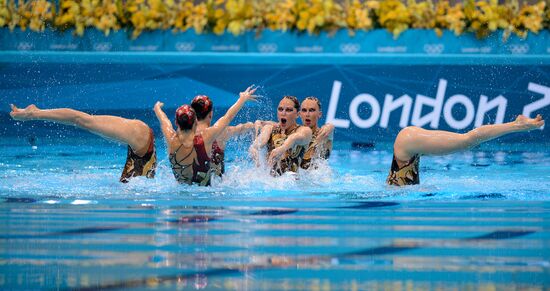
[1,135,549,290]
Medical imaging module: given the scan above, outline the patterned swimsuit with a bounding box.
[301,127,332,170]
[120,129,157,183]
[267,125,306,175]
[386,155,420,186]
[169,135,213,186]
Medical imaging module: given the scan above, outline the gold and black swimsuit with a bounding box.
[386,155,420,186]
[267,125,306,175]
[169,135,213,186]
[301,127,332,170]
[120,129,157,183]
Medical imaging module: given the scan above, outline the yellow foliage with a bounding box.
[408,0,435,29]
[343,0,375,32]
[265,0,296,32]
[0,0,10,28]
[0,0,548,39]
[435,0,466,36]
[125,0,172,38]
[377,0,411,37]
[464,0,511,38]
[510,1,545,38]
[294,0,344,34]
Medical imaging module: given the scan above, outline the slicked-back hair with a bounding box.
[283,95,300,111]
[304,96,322,111]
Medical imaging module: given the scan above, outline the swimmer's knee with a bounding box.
[396,126,418,141]
[130,120,152,144]
[132,120,151,135]
[74,115,93,128]
[463,131,478,147]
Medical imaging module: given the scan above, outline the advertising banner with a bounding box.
[2,28,549,55]
[1,61,548,142]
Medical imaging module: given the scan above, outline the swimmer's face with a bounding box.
[300,99,321,128]
[277,98,298,129]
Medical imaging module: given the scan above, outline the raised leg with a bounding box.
[10,104,152,156]
[393,114,544,165]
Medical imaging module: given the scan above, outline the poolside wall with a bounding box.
[1,29,549,142]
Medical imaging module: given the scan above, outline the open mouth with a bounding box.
[280,118,287,125]
[305,119,311,124]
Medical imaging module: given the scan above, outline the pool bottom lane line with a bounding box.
[62,229,536,291]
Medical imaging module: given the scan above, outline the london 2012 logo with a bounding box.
[327,80,550,130]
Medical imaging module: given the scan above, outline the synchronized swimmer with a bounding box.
[9,91,545,187]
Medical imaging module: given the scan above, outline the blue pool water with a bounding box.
[1,132,549,290]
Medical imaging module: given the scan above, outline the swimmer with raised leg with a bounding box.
[9,104,156,183]
[154,85,257,186]
[387,114,545,186]
[250,95,312,175]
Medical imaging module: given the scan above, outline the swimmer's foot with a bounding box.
[9,104,40,121]
[514,114,544,131]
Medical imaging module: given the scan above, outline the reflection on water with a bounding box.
[1,201,549,290]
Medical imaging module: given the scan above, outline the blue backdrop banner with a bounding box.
[1,56,548,142]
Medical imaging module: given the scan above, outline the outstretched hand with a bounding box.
[239,85,260,102]
[316,123,335,142]
[154,101,164,111]
[268,146,286,168]
[515,114,544,131]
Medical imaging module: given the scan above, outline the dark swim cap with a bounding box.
[175,105,196,130]
[191,95,213,121]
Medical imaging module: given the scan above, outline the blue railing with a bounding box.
[1,28,548,55]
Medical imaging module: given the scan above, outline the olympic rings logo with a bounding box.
[93,42,112,52]
[423,44,444,54]
[508,44,529,54]
[175,42,195,52]
[17,42,33,51]
[258,43,278,53]
[339,43,360,54]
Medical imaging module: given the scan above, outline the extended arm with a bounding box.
[203,86,257,144]
[225,120,275,138]
[153,102,177,149]
[249,124,273,165]
[225,122,255,137]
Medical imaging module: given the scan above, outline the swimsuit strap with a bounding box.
[169,141,195,184]
[170,143,193,166]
